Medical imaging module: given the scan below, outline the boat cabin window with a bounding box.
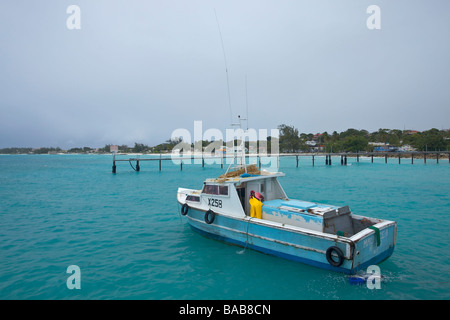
[186,195,200,202]
[202,184,228,196]
[203,185,217,194]
[219,186,228,196]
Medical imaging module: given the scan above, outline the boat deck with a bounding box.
[263,199,338,216]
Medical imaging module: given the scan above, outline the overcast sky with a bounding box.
[1,0,449,148]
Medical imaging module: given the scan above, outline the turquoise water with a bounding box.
[0,154,449,300]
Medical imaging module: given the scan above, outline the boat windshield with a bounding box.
[202,184,228,196]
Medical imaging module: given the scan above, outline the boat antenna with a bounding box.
[245,75,249,131]
[214,9,233,124]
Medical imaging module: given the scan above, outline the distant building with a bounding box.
[306,140,324,152]
[374,145,398,152]
[398,145,416,152]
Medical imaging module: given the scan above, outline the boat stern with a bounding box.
[349,219,397,273]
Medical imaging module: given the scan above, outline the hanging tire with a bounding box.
[181,203,189,216]
[326,246,344,267]
[205,210,215,224]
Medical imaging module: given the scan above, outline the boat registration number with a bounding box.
[208,198,222,208]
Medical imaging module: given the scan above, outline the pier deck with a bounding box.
[111,151,450,173]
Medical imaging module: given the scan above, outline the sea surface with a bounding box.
[0,154,449,300]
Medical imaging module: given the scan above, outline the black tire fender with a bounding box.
[205,210,215,224]
[181,203,189,216]
[326,246,344,267]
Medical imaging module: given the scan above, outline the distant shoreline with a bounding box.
[1,151,448,159]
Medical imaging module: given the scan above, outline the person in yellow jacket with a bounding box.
[249,190,263,219]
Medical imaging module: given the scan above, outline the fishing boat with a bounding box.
[176,156,398,275]
[177,165,396,274]
[176,122,396,274]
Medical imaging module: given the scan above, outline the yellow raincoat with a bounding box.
[249,197,263,219]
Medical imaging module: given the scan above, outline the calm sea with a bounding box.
[0,154,449,300]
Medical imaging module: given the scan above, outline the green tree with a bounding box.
[403,129,445,151]
[119,145,131,153]
[341,136,368,152]
[421,129,446,151]
[278,124,301,152]
[132,142,150,153]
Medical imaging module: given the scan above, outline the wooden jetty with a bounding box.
[111,151,450,173]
